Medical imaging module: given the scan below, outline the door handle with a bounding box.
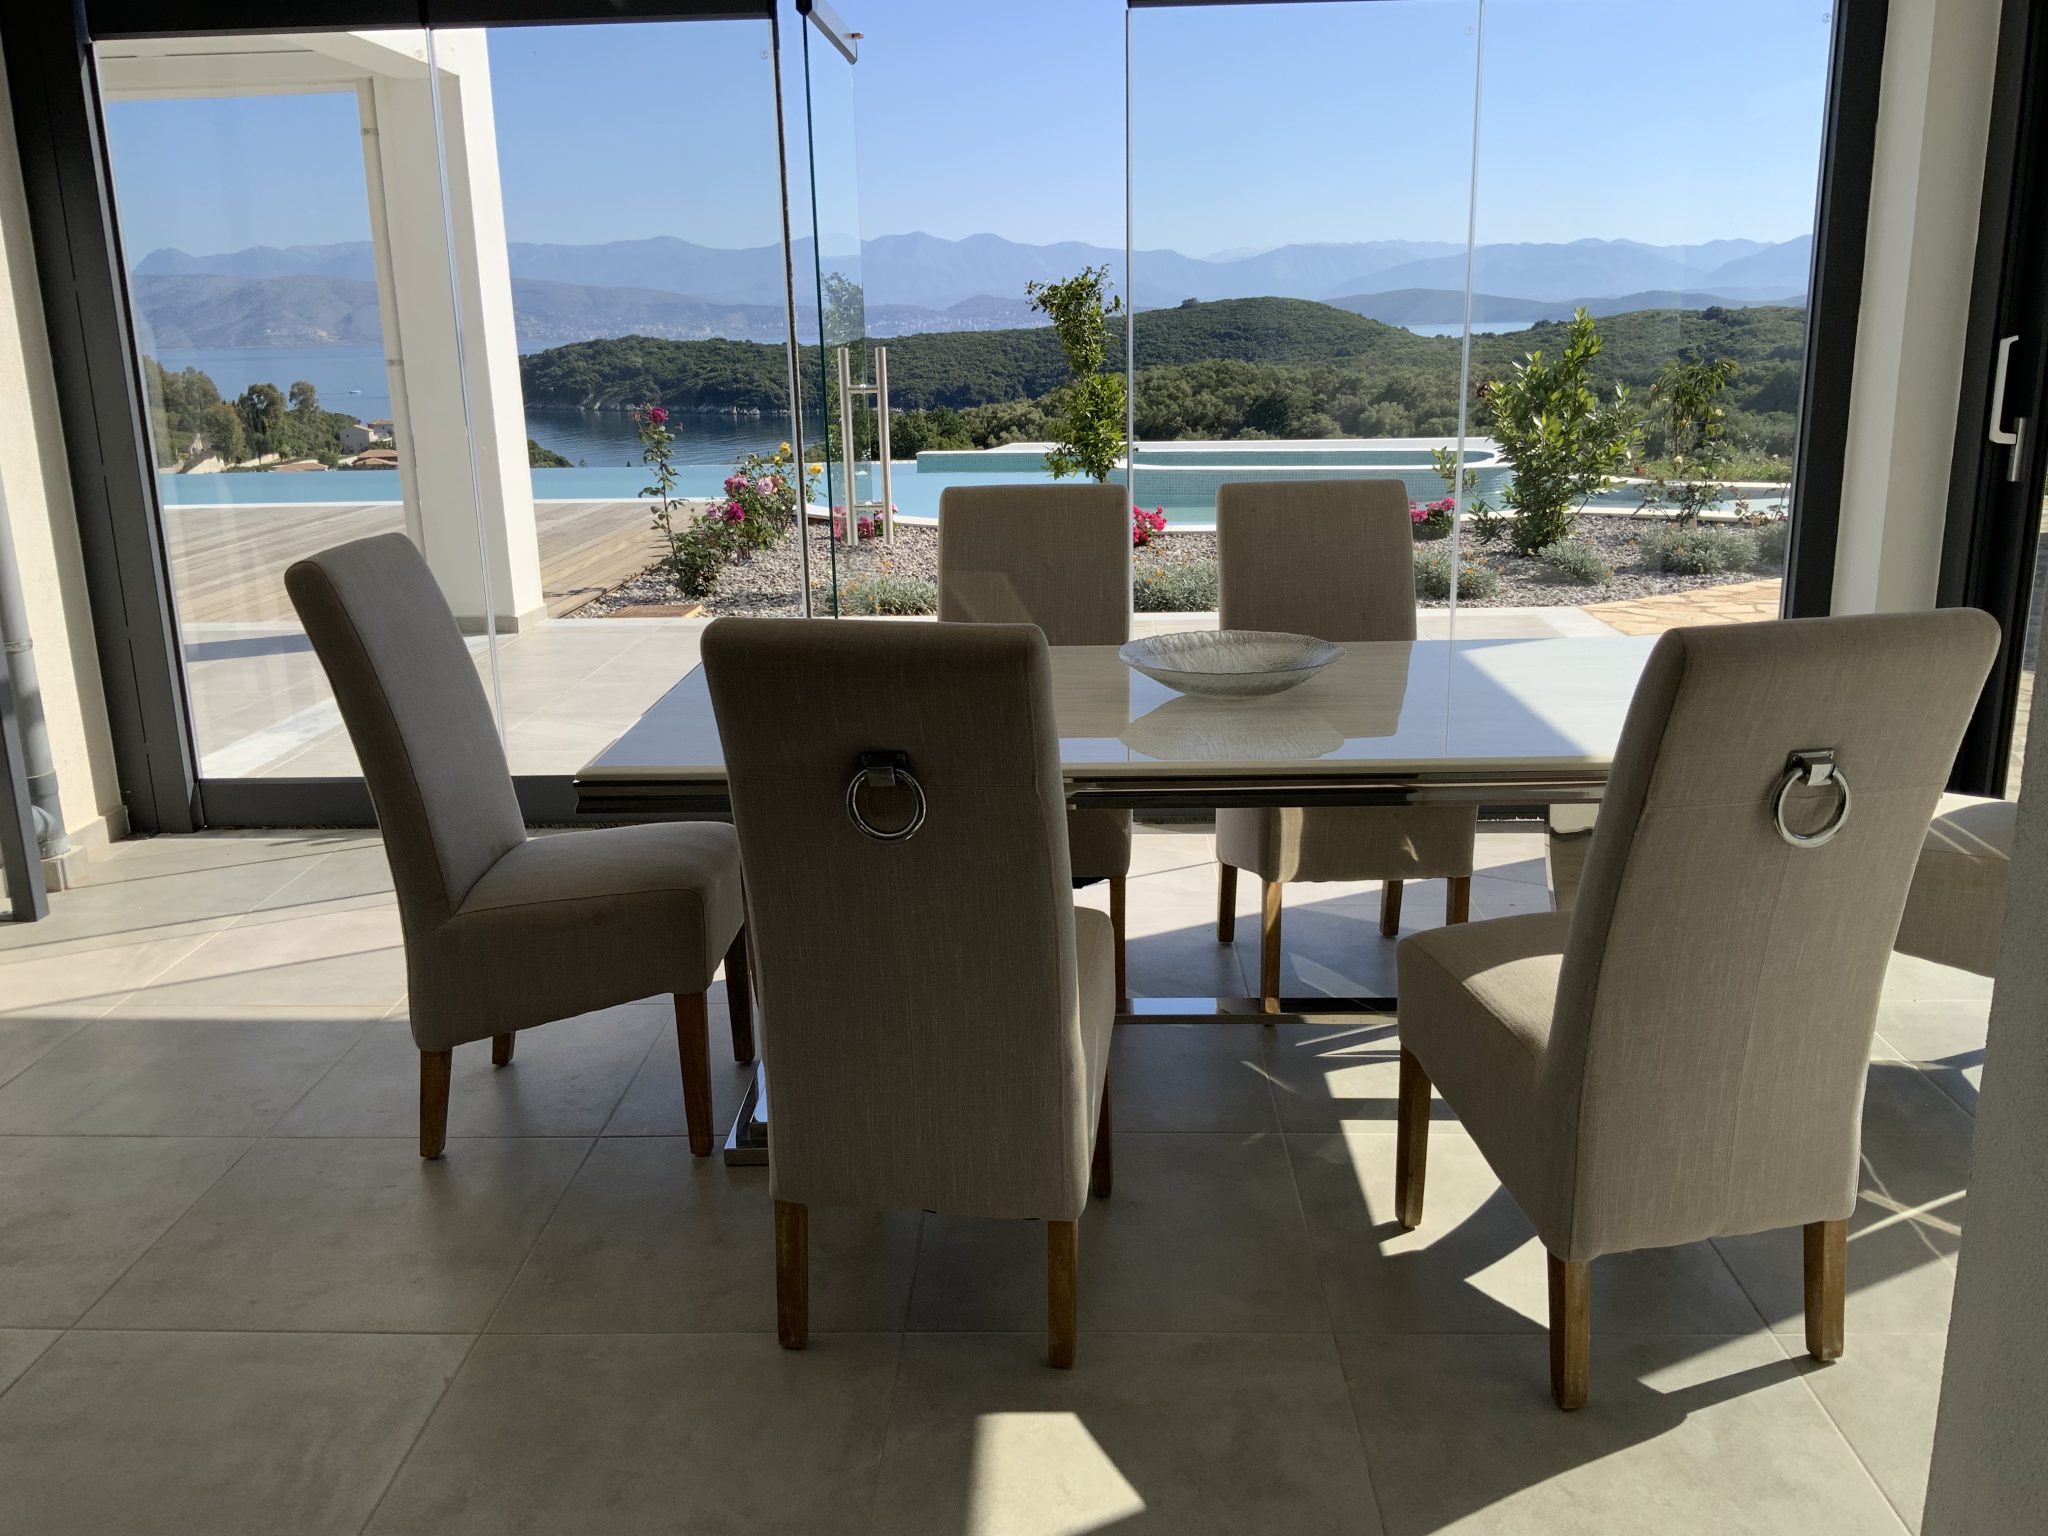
[1989,334,2027,481]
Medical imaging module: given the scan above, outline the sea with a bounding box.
[148,344,794,468]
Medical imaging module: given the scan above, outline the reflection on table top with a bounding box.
[577,637,1659,789]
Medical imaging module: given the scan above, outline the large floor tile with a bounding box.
[1340,1332,1905,1535]
[0,1005,378,1135]
[81,1135,588,1333]
[491,1137,918,1334]
[0,1012,97,1090]
[1265,1019,1460,1134]
[1796,1332,1949,1533]
[0,1329,59,1394]
[363,1332,900,1535]
[278,1003,664,1139]
[1877,996,1991,1117]
[0,1330,468,1536]
[1108,1023,1277,1132]
[910,1133,1325,1333]
[873,1332,1383,1535]
[135,903,407,1007]
[0,1135,248,1327]
[1290,1132,1766,1336]
[1715,1064,1972,1339]
[0,931,217,1013]
[600,1003,761,1136]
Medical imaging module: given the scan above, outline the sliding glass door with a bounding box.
[87,8,803,804]
[1127,0,1834,640]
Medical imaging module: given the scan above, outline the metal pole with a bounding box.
[874,345,893,544]
[0,467,66,863]
[769,7,812,616]
[836,345,858,547]
[0,632,48,921]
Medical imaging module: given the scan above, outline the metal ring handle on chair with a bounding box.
[1773,761,1851,848]
[845,766,927,842]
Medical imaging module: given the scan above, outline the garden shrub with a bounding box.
[1134,562,1219,612]
[1752,517,1790,569]
[836,575,938,616]
[1533,539,1613,585]
[1640,526,1759,575]
[1414,546,1501,600]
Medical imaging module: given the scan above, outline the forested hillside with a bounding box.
[516,297,1808,463]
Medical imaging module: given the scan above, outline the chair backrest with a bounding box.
[701,617,1093,1219]
[284,533,524,932]
[1217,479,1416,641]
[937,482,1131,645]
[1548,610,1998,1256]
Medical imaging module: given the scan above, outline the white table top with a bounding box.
[576,636,1659,809]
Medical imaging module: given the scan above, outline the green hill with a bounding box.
[516,296,1808,461]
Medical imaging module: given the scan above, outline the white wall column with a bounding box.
[339,30,543,632]
[1831,0,2003,614]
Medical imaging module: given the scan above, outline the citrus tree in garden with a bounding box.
[1479,308,1642,554]
[1026,264,1128,483]
[1638,355,1741,525]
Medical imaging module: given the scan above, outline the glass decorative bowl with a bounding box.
[1117,629,1346,698]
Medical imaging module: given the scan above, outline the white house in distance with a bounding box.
[338,422,377,454]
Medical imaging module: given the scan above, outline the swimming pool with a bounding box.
[154,438,1785,522]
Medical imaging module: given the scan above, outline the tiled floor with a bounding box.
[0,826,1987,1534]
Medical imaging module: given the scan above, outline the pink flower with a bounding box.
[756,476,775,496]
[723,501,745,521]
[647,406,668,424]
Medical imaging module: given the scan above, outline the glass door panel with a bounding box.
[1128,0,1482,629]
[1467,0,1832,639]
[94,29,500,781]
[435,17,795,773]
[798,3,870,615]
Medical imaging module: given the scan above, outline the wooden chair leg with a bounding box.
[775,1199,809,1350]
[1380,878,1404,937]
[1108,875,1127,1007]
[490,1032,514,1067]
[1217,862,1238,942]
[675,990,713,1157]
[1047,1219,1078,1369]
[1394,1049,1430,1229]
[1090,1068,1114,1199]
[1448,875,1472,925]
[1548,1253,1591,1410]
[1804,1218,1847,1361]
[725,927,755,1065]
[419,1049,452,1160]
[1260,877,1283,1014]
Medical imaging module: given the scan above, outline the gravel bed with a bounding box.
[574,511,1773,617]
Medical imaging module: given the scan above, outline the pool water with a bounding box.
[155,444,1784,524]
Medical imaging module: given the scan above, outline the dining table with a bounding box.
[575,633,1660,1162]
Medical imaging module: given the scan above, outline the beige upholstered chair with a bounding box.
[701,618,1115,1368]
[1895,792,2015,977]
[938,482,1133,1000]
[1212,480,1477,1004]
[285,534,750,1160]
[1395,611,1998,1409]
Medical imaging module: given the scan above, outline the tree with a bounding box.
[200,401,247,463]
[288,379,321,415]
[235,382,286,458]
[1024,264,1127,484]
[1639,356,1741,525]
[1479,309,1643,554]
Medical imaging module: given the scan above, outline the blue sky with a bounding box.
[100,0,1832,260]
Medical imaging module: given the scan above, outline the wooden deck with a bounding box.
[162,498,662,623]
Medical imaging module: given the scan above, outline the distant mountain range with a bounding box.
[131,230,1811,348]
